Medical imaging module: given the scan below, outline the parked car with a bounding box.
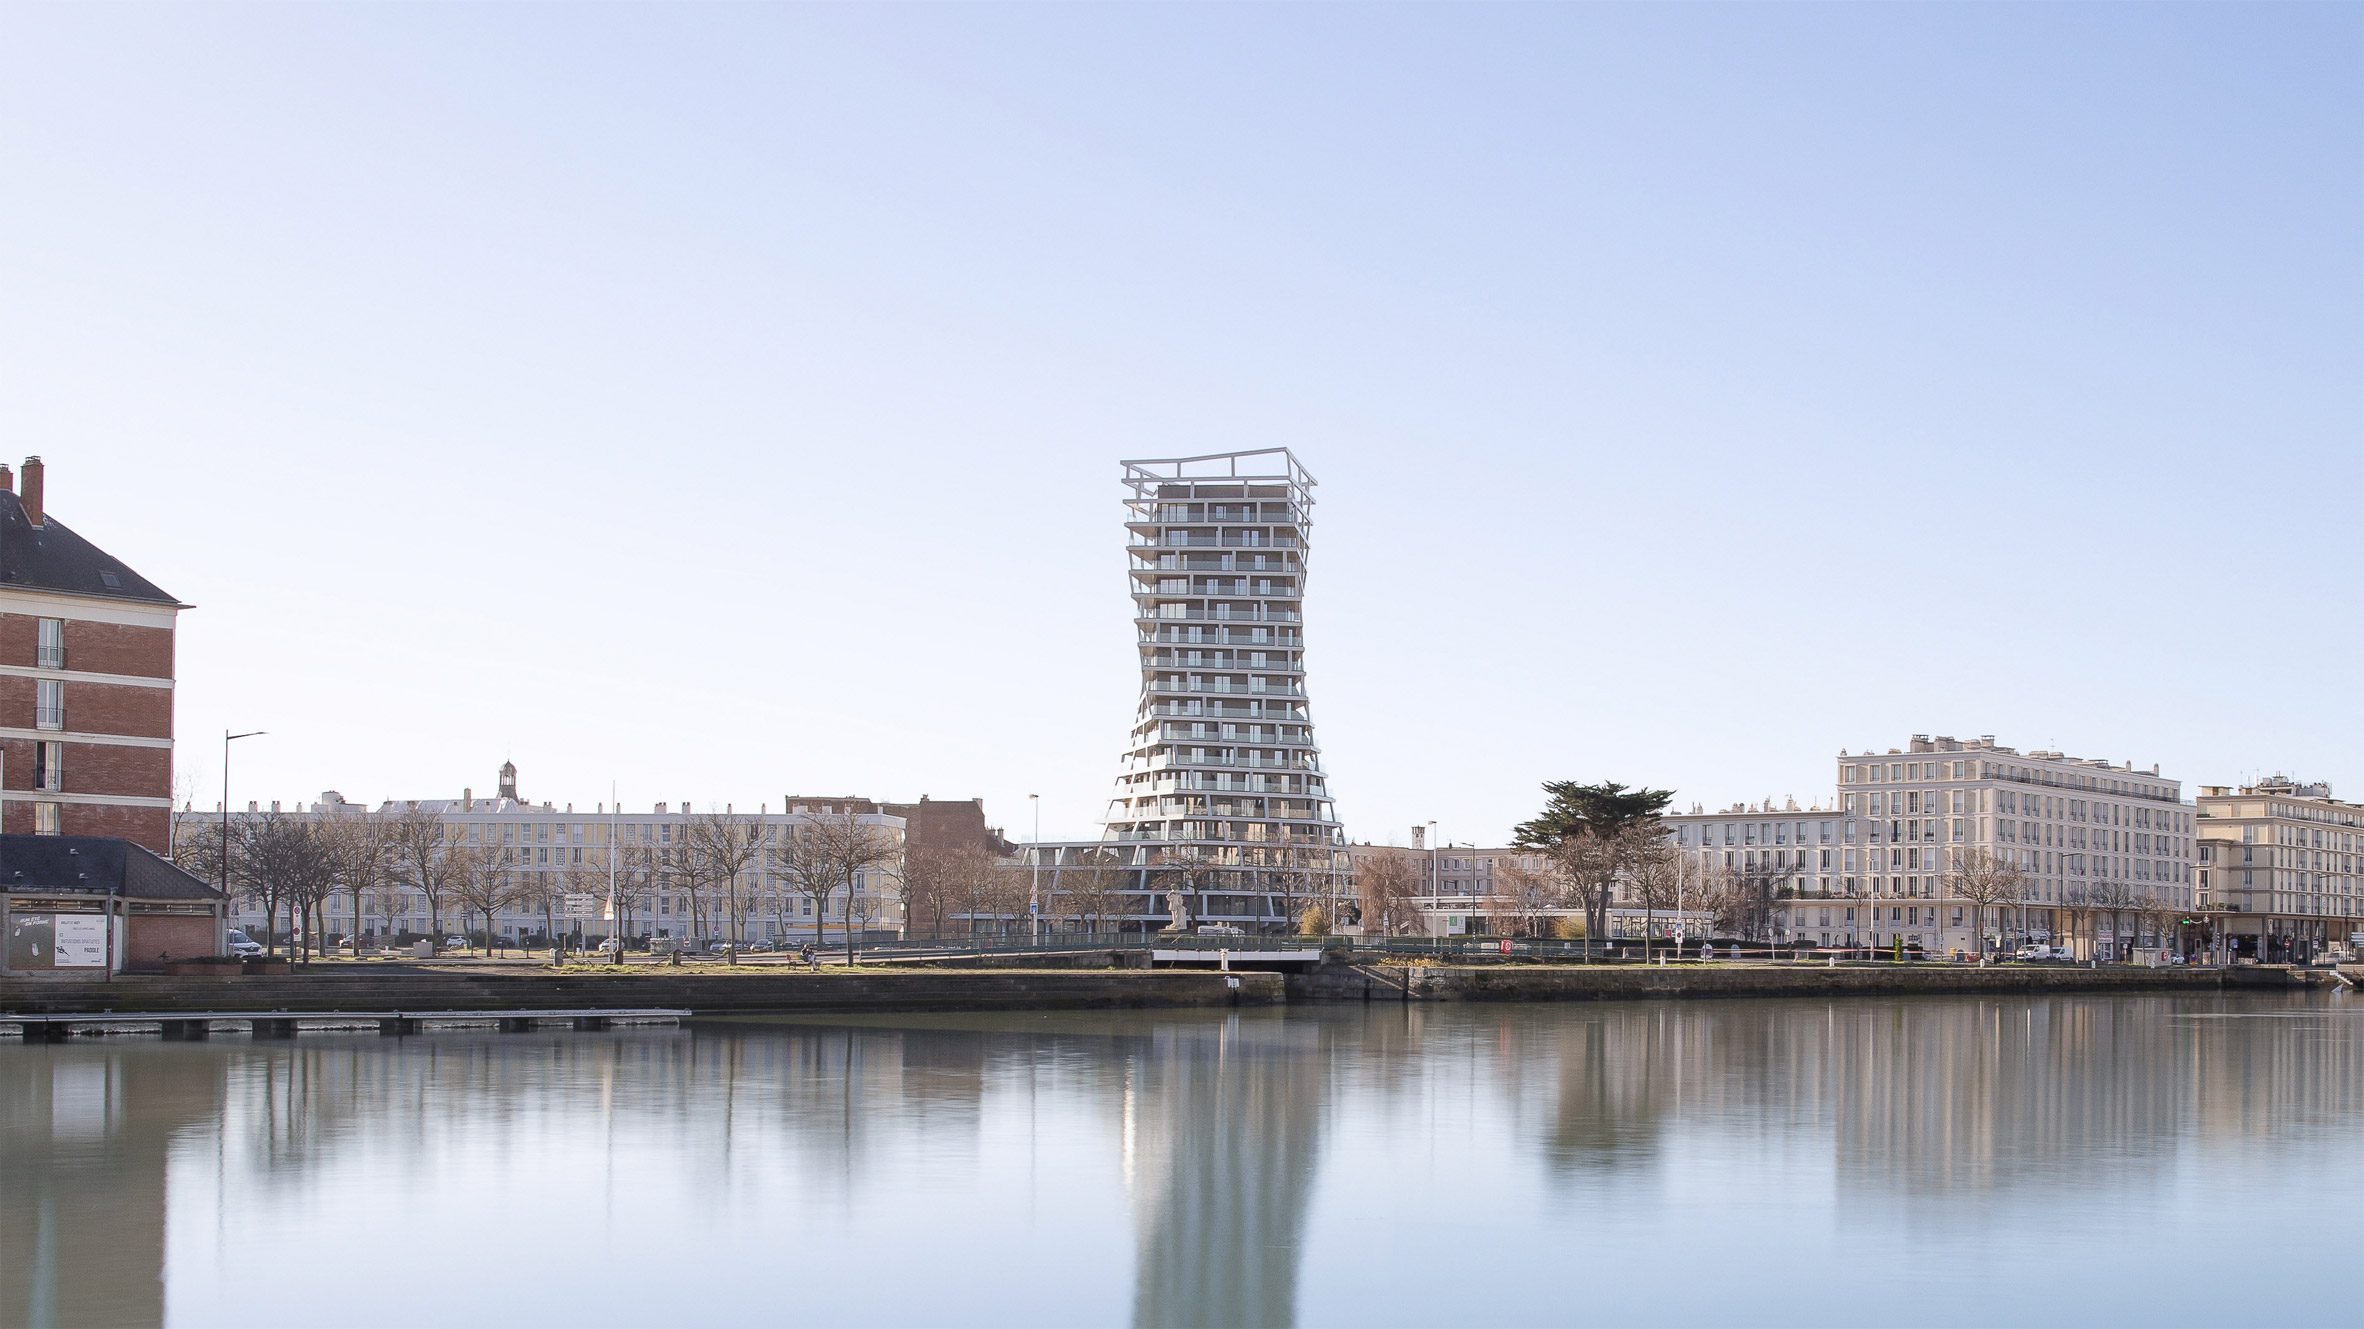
[594,938,624,956]
[2014,944,2047,961]
[747,939,775,953]
[442,936,471,950]
[224,929,264,959]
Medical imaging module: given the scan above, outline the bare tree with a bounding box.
[2093,879,2140,962]
[1354,853,1426,937]
[781,822,842,954]
[2132,890,2176,959]
[982,856,1034,938]
[895,843,955,940]
[389,804,457,948]
[227,809,310,957]
[1495,858,1557,938]
[684,811,764,956]
[1700,862,1782,945]
[935,845,1002,938]
[321,809,397,954]
[1258,844,1326,937]
[1627,839,1683,961]
[448,845,522,955]
[613,842,661,942]
[1058,846,1130,935]
[807,810,902,964]
[285,828,340,962]
[1941,846,2027,965]
[2057,882,2097,961]
[366,882,407,942]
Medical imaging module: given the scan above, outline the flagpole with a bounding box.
[609,782,623,966]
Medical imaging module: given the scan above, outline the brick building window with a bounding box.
[36,618,64,669]
[33,801,60,835]
[34,740,62,792]
[34,678,63,730]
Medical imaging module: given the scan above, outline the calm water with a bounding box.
[4,992,2360,1328]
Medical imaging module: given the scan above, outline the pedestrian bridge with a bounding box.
[1148,944,1326,969]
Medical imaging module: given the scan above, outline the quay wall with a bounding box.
[0,969,1283,1018]
[1,962,2316,1022]
[1292,962,2244,1003]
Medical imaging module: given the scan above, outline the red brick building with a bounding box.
[0,457,183,853]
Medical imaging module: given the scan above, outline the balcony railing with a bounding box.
[35,706,65,731]
[1148,681,1307,698]
[1136,607,1303,624]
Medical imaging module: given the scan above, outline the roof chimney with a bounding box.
[20,456,44,526]
[0,464,13,494]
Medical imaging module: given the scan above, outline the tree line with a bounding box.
[175,805,908,960]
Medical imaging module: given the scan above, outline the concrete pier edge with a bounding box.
[0,962,2341,1026]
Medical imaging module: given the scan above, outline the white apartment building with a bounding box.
[2196,777,2364,963]
[218,764,907,945]
[1663,736,2197,958]
[1665,797,1845,940]
[1830,734,2195,958]
[1100,449,1350,929]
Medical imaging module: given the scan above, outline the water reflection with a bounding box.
[1,992,2357,1328]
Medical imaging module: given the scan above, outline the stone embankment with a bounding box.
[0,969,1283,1019]
[3,961,2339,1023]
[1292,960,2261,1003]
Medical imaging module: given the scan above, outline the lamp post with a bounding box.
[221,730,265,951]
[1427,819,1438,926]
[1029,794,1042,944]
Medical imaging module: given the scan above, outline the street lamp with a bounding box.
[221,730,266,951]
[1029,794,1042,944]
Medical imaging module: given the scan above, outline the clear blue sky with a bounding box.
[3,4,2356,844]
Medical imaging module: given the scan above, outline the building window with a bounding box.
[34,740,62,792]
[35,678,64,730]
[33,801,60,835]
[37,618,64,669]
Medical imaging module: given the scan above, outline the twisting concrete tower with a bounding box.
[1107,450,1346,931]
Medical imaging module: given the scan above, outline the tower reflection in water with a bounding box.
[1122,1016,1324,1329]
[1,994,2357,1329]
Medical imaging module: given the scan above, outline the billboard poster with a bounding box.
[7,913,58,969]
[53,914,108,968]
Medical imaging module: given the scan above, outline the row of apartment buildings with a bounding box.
[207,767,1009,946]
[1356,735,2357,964]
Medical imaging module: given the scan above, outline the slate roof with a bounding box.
[0,490,183,606]
[0,835,224,900]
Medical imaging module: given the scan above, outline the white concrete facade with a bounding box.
[1828,734,2194,957]
[2195,777,2364,963]
[1101,450,1350,929]
[216,769,906,946]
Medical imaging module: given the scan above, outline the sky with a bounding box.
[1,3,2356,846]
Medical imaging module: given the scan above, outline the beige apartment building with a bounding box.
[2195,777,2363,963]
[1830,735,2195,958]
[216,764,908,946]
[1665,798,1842,942]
